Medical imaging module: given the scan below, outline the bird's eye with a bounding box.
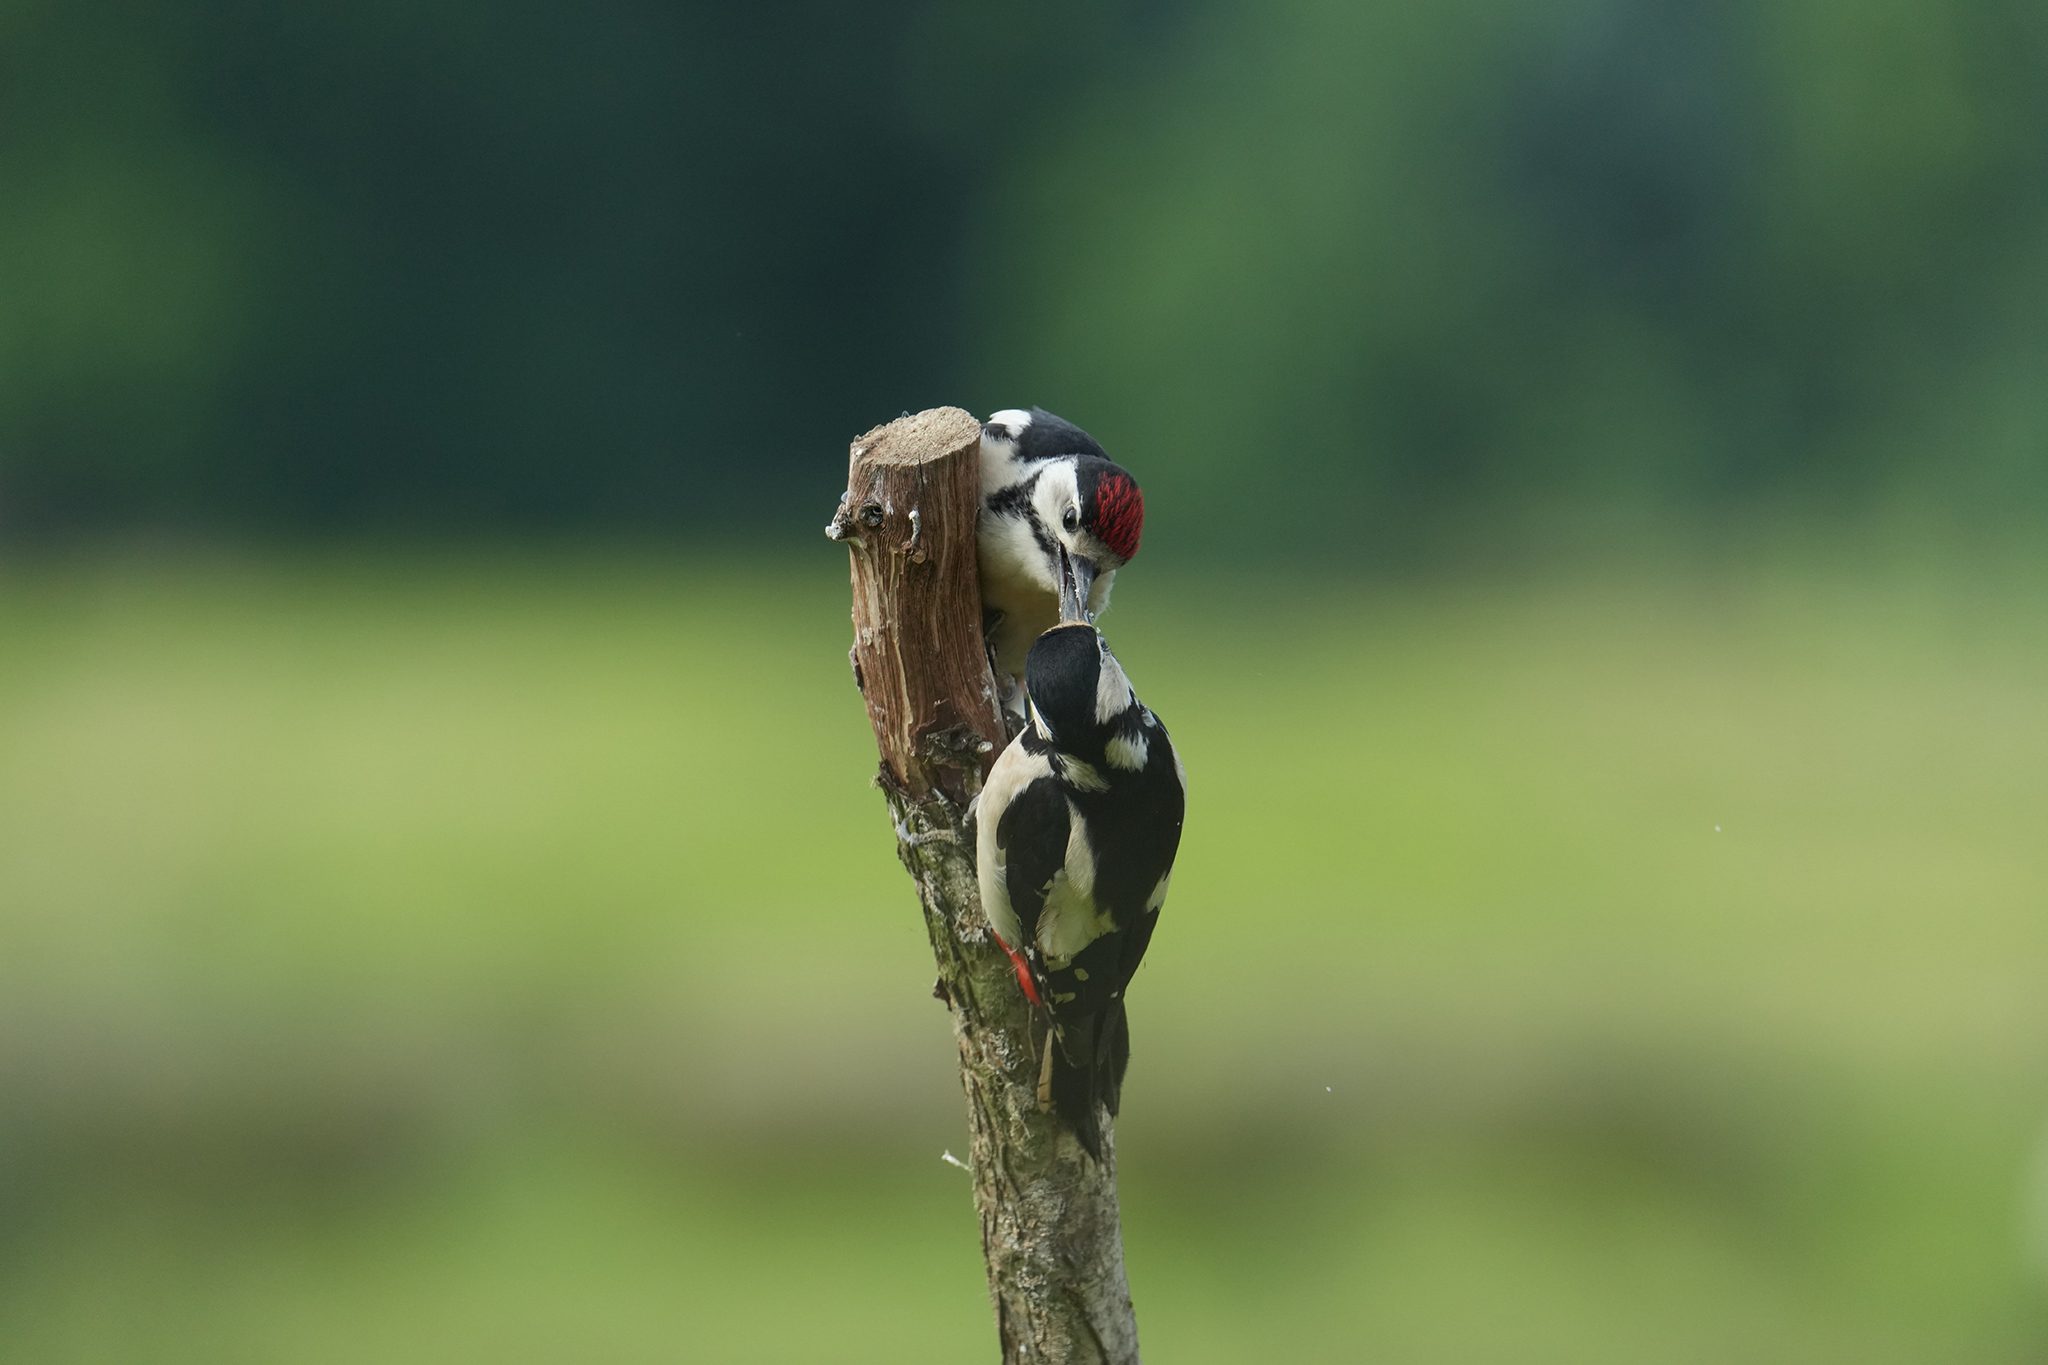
[1061,506,1080,532]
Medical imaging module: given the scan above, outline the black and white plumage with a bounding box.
[974,561,1185,1160]
[978,408,1146,706]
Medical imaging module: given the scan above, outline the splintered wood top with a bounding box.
[851,406,982,467]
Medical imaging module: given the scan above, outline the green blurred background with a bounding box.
[4,2,2046,1360]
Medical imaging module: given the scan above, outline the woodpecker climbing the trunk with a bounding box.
[978,408,1145,715]
[974,550,1185,1160]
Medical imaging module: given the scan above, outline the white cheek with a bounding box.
[1032,492,1062,542]
[1034,464,1082,536]
[981,514,1054,595]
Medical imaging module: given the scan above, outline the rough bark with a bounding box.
[828,407,1141,1365]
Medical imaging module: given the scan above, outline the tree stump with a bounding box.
[827,406,1141,1364]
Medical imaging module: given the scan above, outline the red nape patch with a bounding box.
[1001,941,1044,1006]
[1091,473,1144,562]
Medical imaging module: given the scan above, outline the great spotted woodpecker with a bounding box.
[978,408,1145,713]
[974,550,1185,1160]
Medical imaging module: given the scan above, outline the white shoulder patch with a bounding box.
[1061,757,1109,793]
[1063,800,1098,902]
[979,410,1036,495]
[1032,461,1083,538]
[1036,801,1114,967]
[1104,731,1149,770]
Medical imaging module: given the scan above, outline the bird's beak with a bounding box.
[1056,545,1097,624]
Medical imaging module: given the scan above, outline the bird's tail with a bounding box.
[1049,1003,1131,1162]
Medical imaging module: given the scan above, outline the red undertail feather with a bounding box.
[1000,940,1043,1006]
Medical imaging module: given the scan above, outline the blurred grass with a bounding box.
[2,547,2045,1362]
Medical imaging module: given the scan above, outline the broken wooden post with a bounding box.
[827,406,1141,1364]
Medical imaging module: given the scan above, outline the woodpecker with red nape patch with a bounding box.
[978,408,1145,716]
[974,550,1185,1160]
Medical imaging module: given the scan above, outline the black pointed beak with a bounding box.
[1056,546,1097,624]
